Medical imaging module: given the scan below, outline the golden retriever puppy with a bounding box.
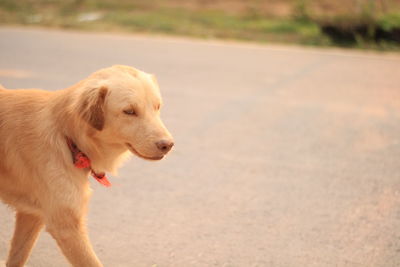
[0,65,174,267]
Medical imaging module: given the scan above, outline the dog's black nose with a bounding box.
[156,140,174,153]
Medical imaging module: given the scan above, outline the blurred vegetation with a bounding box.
[0,0,399,49]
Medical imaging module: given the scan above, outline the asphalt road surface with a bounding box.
[0,27,400,267]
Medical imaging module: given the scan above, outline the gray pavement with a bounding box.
[0,27,400,267]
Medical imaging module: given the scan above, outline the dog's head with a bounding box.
[78,65,174,160]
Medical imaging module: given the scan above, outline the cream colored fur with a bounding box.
[0,65,173,267]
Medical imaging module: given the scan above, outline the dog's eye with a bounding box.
[123,109,137,116]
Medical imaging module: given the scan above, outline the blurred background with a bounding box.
[1,0,400,49]
[1,1,400,267]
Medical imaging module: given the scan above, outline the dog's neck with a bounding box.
[68,131,131,175]
[50,90,131,175]
[65,137,111,186]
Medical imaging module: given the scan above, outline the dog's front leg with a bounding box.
[6,212,44,267]
[46,209,103,267]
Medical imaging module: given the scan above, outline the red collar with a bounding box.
[66,137,111,187]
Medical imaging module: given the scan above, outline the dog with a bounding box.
[0,65,174,267]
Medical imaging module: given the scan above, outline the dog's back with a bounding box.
[0,87,55,207]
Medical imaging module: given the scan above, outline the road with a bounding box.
[0,27,400,267]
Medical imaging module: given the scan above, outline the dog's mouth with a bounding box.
[126,143,164,161]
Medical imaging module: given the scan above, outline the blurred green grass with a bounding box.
[0,0,399,50]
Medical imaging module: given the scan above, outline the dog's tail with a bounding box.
[0,84,5,90]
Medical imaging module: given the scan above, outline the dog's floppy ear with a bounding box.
[79,86,108,131]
